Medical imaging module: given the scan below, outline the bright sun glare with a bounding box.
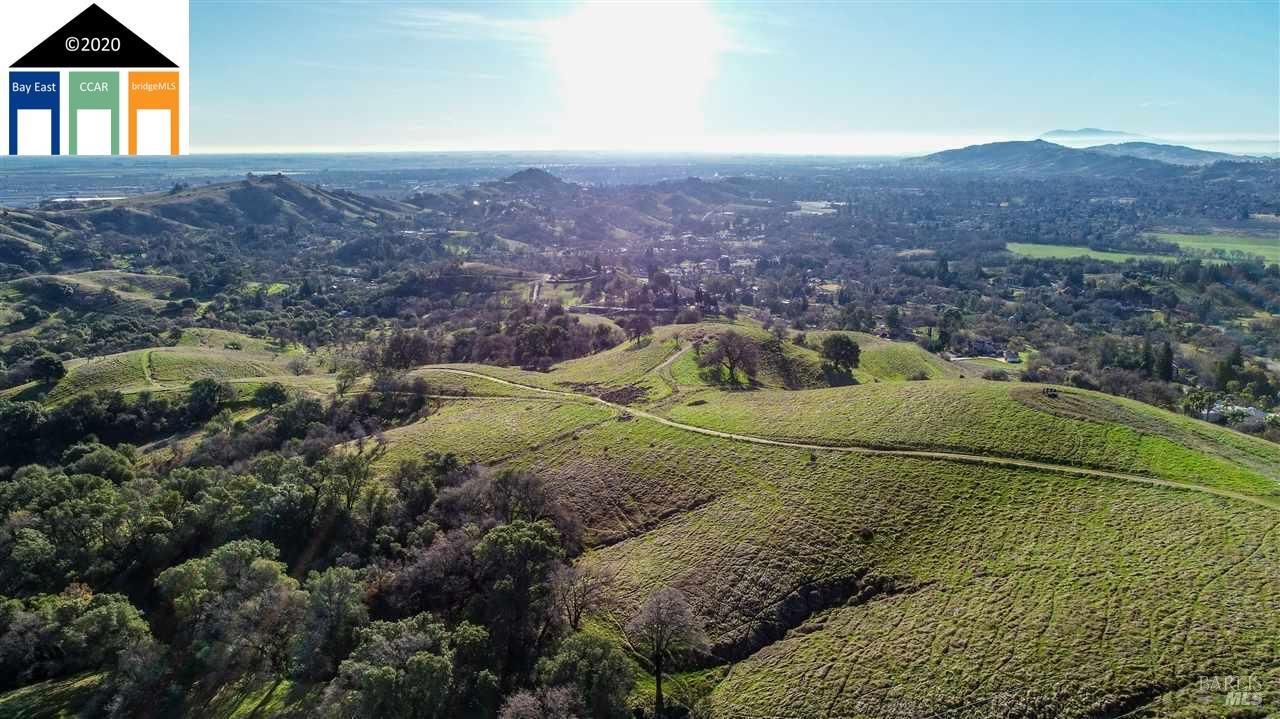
[546,1,728,150]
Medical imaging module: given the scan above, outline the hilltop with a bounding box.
[907,138,1274,178]
[0,174,417,248]
[906,139,1175,177]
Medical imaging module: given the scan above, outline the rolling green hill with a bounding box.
[3,332,305,404]
[105,175,418,230]
[5,270,188,309]
[393,341,1279,718]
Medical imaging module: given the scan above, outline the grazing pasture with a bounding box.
[1153,231,1280,264]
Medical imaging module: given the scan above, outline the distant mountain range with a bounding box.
[906,139,1272,177]
[1083,141,1249,166]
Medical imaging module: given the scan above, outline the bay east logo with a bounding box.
[3,1,189,156]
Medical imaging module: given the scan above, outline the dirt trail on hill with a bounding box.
[422,367,1280,513]
[142,349,158,387]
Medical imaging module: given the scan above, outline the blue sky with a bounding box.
[190,0,1280,155]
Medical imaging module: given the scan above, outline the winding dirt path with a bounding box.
[421,366,1280,512]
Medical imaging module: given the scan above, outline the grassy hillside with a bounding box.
[107,175,418,230]
[433,371,1278,717]
[663,380,1280,499]
[404,348,1280,717]
[4,333,303,405]
[175,327,301,355]
[5,271,189,311]
[807,331,964,382]
[0,673,104,719]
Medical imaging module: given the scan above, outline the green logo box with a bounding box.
[68,71,119,156]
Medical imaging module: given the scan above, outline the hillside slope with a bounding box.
[406,340,1279,718]
[398,358,1280,718]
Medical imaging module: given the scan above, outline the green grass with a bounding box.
[176,328,301,355]
[2,342,301,405]
[956,356,1026,376]
[148,348,288,384]
[375,397,615,468]
[5,271,186,308]
[1007,243,1177,262]
[662,380,1280,499]
[0,673,103,718]
[809,331,964,382]
[204,678,321,719]
[411,368,555,398]
[241,281,291,297]
[499,402,1280,718]
[43,351,151,403]
[1153,232,1280,264]
[567,312,622,334]
[550,328,685,398]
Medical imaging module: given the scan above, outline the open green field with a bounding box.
[1006,243,1177,262]
[1153,232,1280,264]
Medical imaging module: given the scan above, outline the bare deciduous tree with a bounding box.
[550,564,614,631]
[624,587,706,719]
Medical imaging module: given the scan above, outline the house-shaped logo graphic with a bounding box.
[8,3,182,156]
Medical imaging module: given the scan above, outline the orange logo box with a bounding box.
[127,71,179,155]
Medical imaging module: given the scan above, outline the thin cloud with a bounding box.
[287,58,504,82]
[387,7,552,44]
[386,2,768,55]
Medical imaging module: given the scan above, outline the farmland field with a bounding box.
[1153,232,1280,263]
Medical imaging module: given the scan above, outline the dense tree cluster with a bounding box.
[0,436,654,717]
